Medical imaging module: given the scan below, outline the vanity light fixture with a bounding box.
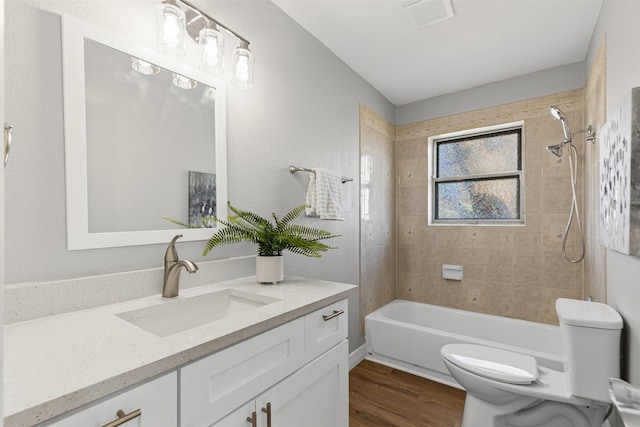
[232,41,254,89]
[156,1,187,56]
[156,0,254,88]
[199,26,224,75]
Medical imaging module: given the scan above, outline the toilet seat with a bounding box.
[441,344,539,385]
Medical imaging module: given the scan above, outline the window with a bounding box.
[429,122,524,224]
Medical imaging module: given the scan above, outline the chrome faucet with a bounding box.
[163,234,198,298]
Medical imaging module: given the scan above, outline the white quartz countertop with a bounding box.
[3,276,356,426]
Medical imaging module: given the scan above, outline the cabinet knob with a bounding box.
[101,409,142,427]
[322,309,344,321]
[246,411,257,427]
[261,402,272,427]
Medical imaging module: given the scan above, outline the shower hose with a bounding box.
[562,143,585,263]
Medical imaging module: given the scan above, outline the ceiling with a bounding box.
[270,0,603,106]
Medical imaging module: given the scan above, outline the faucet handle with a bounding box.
[164,234,183,262]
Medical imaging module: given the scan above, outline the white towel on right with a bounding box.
[305,167,344,221]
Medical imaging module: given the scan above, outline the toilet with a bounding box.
[441,298,623,427]
[610,378,640,426]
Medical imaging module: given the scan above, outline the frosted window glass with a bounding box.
[437,131,520,178]
[432,127,522,223]
[436,178,520,220]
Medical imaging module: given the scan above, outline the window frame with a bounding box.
[427,121,525,226]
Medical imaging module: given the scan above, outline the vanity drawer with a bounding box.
[304,299,348,362]
[41,371,177,427]
[180,317,305,427]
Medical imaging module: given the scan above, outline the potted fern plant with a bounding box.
[166,202,339,284]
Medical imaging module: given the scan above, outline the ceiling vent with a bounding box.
[403,0,455,29]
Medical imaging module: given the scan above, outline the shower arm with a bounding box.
[571,125,596,143]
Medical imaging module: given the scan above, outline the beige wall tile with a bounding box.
[397,156,429,188]
[583,36,607,303]
[359,105,397,333]
[397,185,429,215]
[362,80,601,326]
[394,90,586,324]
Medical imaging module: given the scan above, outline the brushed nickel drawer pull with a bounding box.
[322,309,344,322]
[246,411,257,426]
[102,409,141,427]
[261,402,272,427]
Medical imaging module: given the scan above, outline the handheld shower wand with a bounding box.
[545,106,596,263]
[546,105,595,157]
[546,106,572,157]
[550,105,572,142]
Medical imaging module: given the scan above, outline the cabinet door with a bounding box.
[41,371,177,427]
[257,340,348,427]
[211,401,256,427]
[181,318,305,427]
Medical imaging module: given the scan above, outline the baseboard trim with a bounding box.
[349,344,366,370]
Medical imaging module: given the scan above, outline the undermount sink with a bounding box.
[116,288,281,337]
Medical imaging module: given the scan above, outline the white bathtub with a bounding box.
[365,299,563,388]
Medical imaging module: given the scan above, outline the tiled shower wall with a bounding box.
[583,38,607,303]
[359,104,396,334]
[395,90,585,324]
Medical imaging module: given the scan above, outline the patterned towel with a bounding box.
[305,167,344,221]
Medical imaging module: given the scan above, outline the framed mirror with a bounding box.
[62,14,227,250]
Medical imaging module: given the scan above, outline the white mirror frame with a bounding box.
[62,14,227,250]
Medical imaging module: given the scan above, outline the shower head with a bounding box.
[550,106,565,121]
[550,105,572,142]
[546,143,565,157]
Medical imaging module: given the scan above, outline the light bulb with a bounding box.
[162,12,180,46]
[231,43,254,89]
[156,3,186,56]
[234,54,250,82]
[164,13,179,36]
[199,27,224,75]
[205,42,218,56]
[204,39,219,66]
[236,55,249,73]
[236,71,249,83]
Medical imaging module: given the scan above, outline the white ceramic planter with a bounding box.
[256,255,284,284]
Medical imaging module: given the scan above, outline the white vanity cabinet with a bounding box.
[30,298,348,427]
[182,299,349,427]
[41,371,177,427]
[180,317,306,426]
[214,340,348,427]
[255,340,348,427]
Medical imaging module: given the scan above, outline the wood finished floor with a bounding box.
[349,360,466,427]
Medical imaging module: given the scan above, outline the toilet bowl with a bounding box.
[441,298,623,427]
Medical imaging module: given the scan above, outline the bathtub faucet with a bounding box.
[162,234,198,298]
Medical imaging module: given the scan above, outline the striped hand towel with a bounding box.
[305,168,344,221]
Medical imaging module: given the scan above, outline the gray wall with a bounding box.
[586,0,640,385]
[397,62,585,125]
[4,0,395,352]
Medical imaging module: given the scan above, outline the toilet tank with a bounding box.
[556,298,623,402]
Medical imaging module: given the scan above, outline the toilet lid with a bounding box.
[441,344,539,385]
